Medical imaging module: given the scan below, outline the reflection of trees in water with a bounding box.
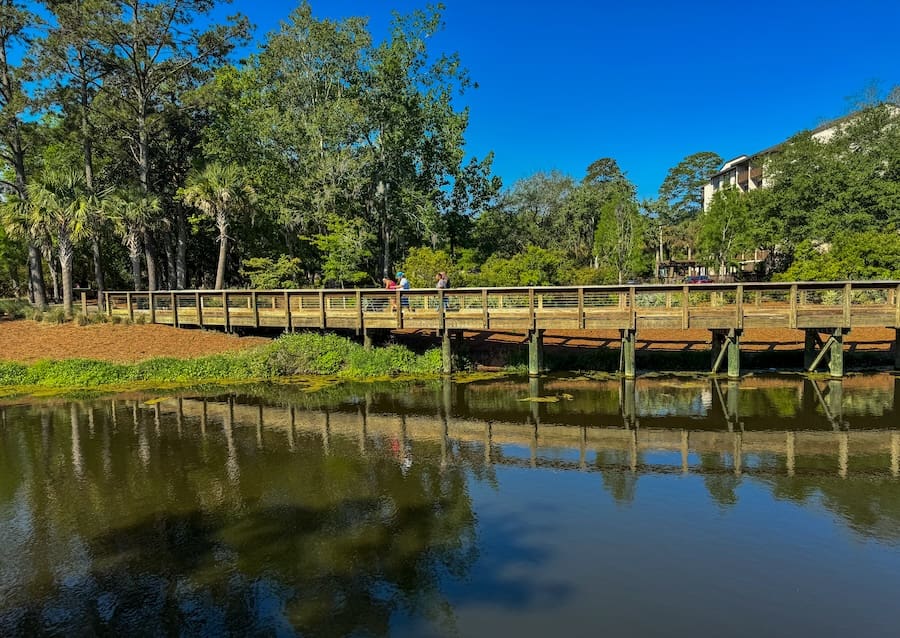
[766,472,900,542]
[594,450,639,504]
[0,403,486,636]
[698,454,740,508]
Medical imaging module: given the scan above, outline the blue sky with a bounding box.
[221,0,900,199]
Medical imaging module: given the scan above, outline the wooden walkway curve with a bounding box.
[106,281,900,378]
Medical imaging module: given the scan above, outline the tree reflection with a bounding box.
[0,402,479,636]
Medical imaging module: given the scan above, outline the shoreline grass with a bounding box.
[0,332,444,396]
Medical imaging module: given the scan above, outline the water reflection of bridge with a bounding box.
[140,386,900,479]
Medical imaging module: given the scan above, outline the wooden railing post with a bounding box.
[438,289,445,331]
[356,289,363,332]
[105,292,111,316]
[682,285,689,329]
[481,288,488,329]
[80,291,87,316]
[252,291,259,328]
[528,288,536,330]
[318,290,326,329]
[148,292,155,324]
[195,292,202,326]
[843,282,852,328]
[895,283,900,328]
[223,292,230,332]
[789,284,798,329]
[577,287,585,329]
[629,286,636,330]
[284,291,291,331]
[126,291,133,322]
[171,291,178,327]
[736,284,744,330]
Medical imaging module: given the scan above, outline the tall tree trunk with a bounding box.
[127,231,142,291]
[143,230,158,291]
[164,235,176,290]
[45,245,60,302]
[215,221,227,290]
[176,209,187,288]
[59,233,74,316]
[381,219,391,278]
[10,132,47,308]
[27,243,47,308]
[130,249,142,291]
[80,61,105,310]
[92,237,105,311]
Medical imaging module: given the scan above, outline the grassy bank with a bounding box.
[0,332,443,391]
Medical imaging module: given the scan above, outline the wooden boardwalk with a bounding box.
[106,281,900,377]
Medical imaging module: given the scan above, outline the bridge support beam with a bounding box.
[711,329,740,378]
[441,330,453,375]
[804,330,819,370]
[620,329,636,379]
[528,329,544,377]
[828,328,845,378]
[894,328,900,370]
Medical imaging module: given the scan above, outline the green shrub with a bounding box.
[46,308,69,324]
[31,310,44,323]
[76,313,90,326]
[135,314,147,325]
[0,362,28,385]
[0,330,444,389]
[0,298,31,320]
[110,314,122,324]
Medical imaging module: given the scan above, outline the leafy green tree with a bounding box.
[99,0,250,289]
[698,187,755,274]
[400,246,459,289]
[240,256,303,289]
[310,215,373,288]
[479,246,575,286]
[778,231,900,281]
[37,0,116,302]
[658,151,723,224]
[26,169,93,314]
[593,192,646,284]
[179,163,255,290]
[0,0,48,306]
[106,188,160,289]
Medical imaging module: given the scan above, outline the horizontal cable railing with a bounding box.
[104,281,900,331]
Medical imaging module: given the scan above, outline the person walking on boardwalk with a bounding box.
[397,272,410,309]
[436,272,449,309]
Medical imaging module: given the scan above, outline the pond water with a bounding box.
[2,373,900,637]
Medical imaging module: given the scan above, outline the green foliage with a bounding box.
[479,246,575,286]
[0,298,31,320]
[658,151,723,224]
[0,332,442,390]
[400,247,459,288]
[310,215,373,287]
[698,188,756,271]
[778,232,900,281]
[241,255,304,289]
[593,192,647,284]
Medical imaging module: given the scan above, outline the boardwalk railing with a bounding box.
[106,281,900,332]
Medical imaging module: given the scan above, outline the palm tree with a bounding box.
[105,189,161,291]
[179,163,256,290]
[26,170,95,315]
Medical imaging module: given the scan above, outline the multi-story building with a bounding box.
[701,108,893,210]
